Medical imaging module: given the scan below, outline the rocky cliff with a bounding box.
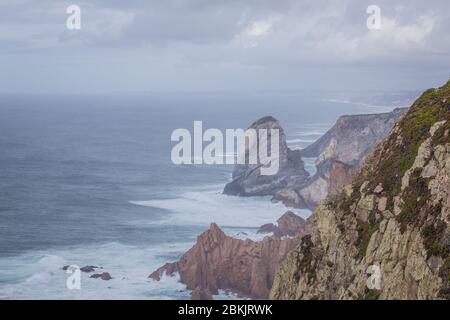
[150,213,309,299]
[273,108,407,209]
[270,81,450,300]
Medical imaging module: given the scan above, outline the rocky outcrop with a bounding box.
[279,108,407,209]
[90,272,112,280]
[223,116,309,196]
[150,212,310,299]
[191,287,213,300]
[270,82,450,300]
[257,211,307,238]
[299,108,408,164]
[226,110,407,211]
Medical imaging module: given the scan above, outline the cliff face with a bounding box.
[300,108,407,164]
[275,108,407,209]
[270,81,450,300]
[223,116,309,196]
[150,213,309,299]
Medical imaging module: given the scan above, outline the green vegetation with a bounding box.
[364,288,381,300]
[297,235,317,284]
[397,168,430,233]
[421,220,447,258]
[355,210,379,259]
[368,82,450,196]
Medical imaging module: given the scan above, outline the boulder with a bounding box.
[90,272,112,280]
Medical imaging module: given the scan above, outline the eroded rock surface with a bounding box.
[270,82,449,300]
[150,213,310,299]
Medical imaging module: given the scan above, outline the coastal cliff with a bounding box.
[224,109,407,210]
[270,81,450,300]
[149,213,309,299]
[223,116,309,197]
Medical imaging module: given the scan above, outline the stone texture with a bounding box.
[270,82,450,300]
[150,217,309,299]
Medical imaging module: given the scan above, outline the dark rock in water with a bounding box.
[80,265,98,273]
[62,265,69,271]
[223,116,310,197]
[149,262,178,281]
[90,272,112,280]
[257,223,279,236]
[191,287,213,300]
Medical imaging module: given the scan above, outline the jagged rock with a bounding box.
[276,211,306,237]
[80,265,98,273]
[299,108,408,164]
[270,81,450,300]
[150,222,305,299]
[298,159,358,209]
[90,272,112,280]
[149,262,178,281]
[272,189,306,208]
[223,116,309,197]
[257,223,279,236]
[191,287,213,300]
[257,211,307,238]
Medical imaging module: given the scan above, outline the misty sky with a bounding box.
[0,0,449,94]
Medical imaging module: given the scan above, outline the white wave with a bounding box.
[0,242,191,299]
[130,186,311,229]
[286,138,316,144]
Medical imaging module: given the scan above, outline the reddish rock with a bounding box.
[257,223,280,236]
[276,211,305,237]
[191,287,213,300]
[150,222,304,299]
[149,262,178,281]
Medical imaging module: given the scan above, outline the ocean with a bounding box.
[0,92,397,299]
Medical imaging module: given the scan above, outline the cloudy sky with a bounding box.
[0,0,449,94]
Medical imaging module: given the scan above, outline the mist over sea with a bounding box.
[0,92,401,299]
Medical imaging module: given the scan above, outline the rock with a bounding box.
[257,211,306,238]
[62,265,69,271]
[377,197,388,212]
[80,265,98,273]
[149,262,178,281]
[150,222,304,299]
[299,108,408,164]
[90,272,112,280]
[276,211,306,237]
[223,116,309,197]
[270,81,450,300]
[374,183,383,194]
[257,223,279,236]
[272,189,306,208]
[224,109,406,211]
[191,287,213,300]
[298,159,358,209]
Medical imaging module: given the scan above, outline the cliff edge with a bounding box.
[270,81,450,299]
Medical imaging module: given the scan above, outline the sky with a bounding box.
[0,0,449,94]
